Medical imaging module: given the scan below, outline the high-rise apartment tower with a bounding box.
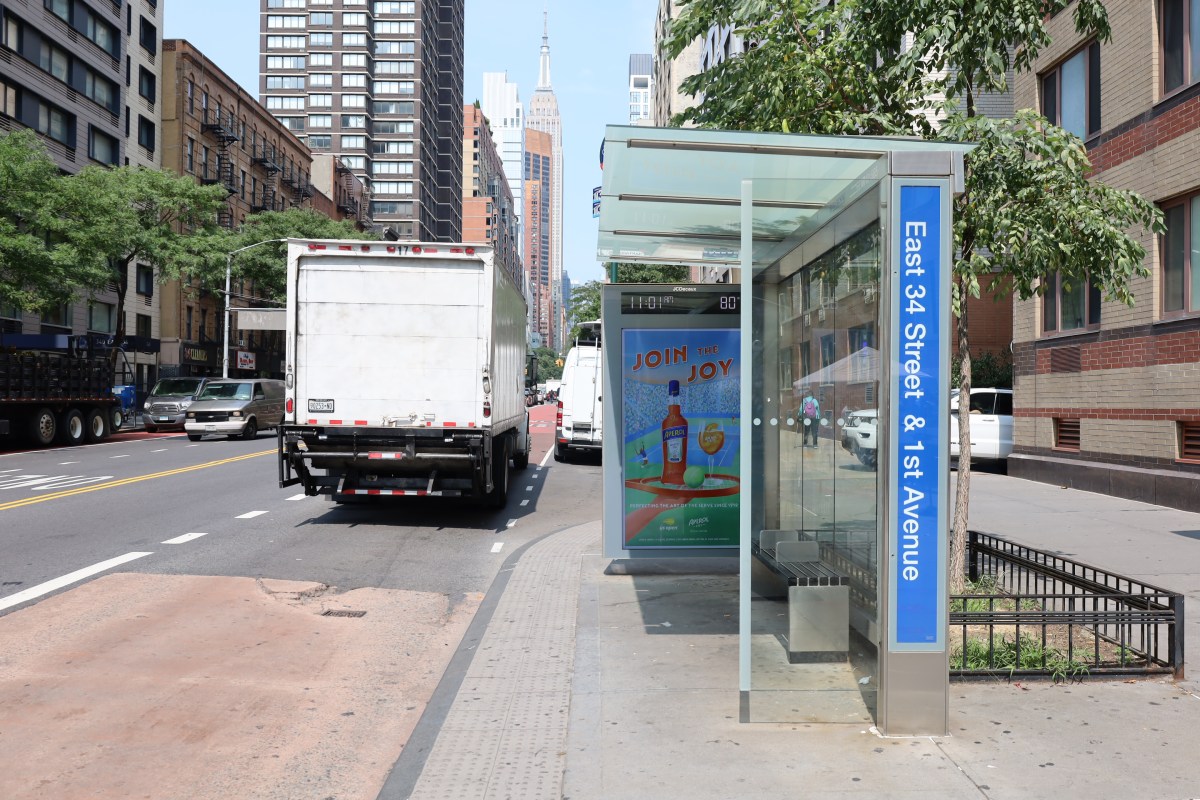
[259,0,464,241]
[525,12,563,349]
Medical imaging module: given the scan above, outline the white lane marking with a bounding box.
[58,461,80,465]
[529,472,541,479]
[186,444,200,448]
[539,448,553,468]
[525,485,533,492]
[520,499,529,507]
[491,542,504,553]
[151,449,168,453]
[286,493,308,501]
[0,468,20,473]
[162,532,208,545]
[505,518,517,529]
[33,476,113,491]
[110,454,131,459]
[236,510,269,519]
[0,552,153,612]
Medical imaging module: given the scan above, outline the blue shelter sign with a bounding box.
[888,182,948,651]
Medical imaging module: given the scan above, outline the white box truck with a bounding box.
[277,240,531,508]
[554,321,602,461]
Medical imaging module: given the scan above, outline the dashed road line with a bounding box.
[109,454,131,459]
[286,493,307,501]
[58,461,80,465]
[236,510,269,519]
[505,518,517,528]
[151,449,168,453]
[520,499,529,507]
[0,552,153,612]
[490,542,504,553]
[162,532,208,545]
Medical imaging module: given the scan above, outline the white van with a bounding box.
[950,388,1014,464]
[555,323,602,461]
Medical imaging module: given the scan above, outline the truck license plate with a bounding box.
[205,424,216,433]
[156,416,170,422]
[308,399,335,413]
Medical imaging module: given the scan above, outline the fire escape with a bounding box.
[251,143,280,212]
[201,109,240,228]
[335,160,360,220]
[280,159,314,207]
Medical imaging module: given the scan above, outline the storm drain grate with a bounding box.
[322,609,367,618]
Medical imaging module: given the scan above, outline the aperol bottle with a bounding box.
[661,379,689,485]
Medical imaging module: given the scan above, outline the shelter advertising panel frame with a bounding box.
[601,284,742,560]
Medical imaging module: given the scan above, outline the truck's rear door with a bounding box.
[294,254,487,428]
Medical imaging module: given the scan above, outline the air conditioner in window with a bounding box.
[817,308,826,323]
[236,340,245,348]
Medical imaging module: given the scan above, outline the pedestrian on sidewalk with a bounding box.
[800,388,820,447]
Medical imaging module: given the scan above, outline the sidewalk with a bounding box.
[396,471,1200,800]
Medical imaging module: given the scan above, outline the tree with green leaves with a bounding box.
[0,130,78,313]
[532,346,562,381]
[48,165,230,352]
[608,262,690,284]
[566,280,603,346]
[221,207,377,303]
[667,0,1163,592]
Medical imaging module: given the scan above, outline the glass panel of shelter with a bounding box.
[747,182,883,723]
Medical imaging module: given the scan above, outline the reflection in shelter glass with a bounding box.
[747,186,882,723]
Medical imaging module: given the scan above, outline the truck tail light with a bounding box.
[483,400,492,418]
[286,398,294,414]
[556,400,563,428]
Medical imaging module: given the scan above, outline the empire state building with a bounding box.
[526,12,564,350]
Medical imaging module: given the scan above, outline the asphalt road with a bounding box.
[0,403,602,799]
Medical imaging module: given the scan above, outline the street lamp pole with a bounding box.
[223,238,287,379]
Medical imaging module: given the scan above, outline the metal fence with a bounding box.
[952,531,1185,680]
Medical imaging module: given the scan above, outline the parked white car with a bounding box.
[840,408,878,468]
[950,388,1014,464]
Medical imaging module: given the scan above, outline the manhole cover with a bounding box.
[322,609,367,618]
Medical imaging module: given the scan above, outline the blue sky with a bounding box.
[163,0,657,285]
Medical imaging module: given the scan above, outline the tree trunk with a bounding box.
[109,256,132,383]
[950,277,971,594]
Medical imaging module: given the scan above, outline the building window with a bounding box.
[136,264,154,295]
[84,71,120,115]
[1162,0,1200,94]
[341,135,367,149]
[266,96,306,110]
[310,52,333,66]
[186,80,194,113]
[375,41,414,55]
[342,74,367,88]
[186,138,195,172]
[375,2,415,12]
[201,145,210,179]
[308,93,333,107]
[267,35,306,49]
[310,33,334,47]
[1042,273,1101,332]
[88,301,116,334]
[266,75,306,90]
[268,14,306,28]
[341,114,367,128]
[340,155,366,170]
[375,60,414,74]
[266,55,306,69]
[1041,42,1101,140]
[139,17,157,53]
[343,33,367,47]
[88,126,118,165]
[136,116,155,151]
[342,94,367,108]
[309,12,334,25]
[309,73,333,88]
[267,0,305,7]
[342,53,367,67]
[343,12,368,26]
[372,140,413,154]
[1162,195,1200,314]
[277,116,305,131]
[138,67,156,103]
[374,20,415,35]
[136,313,152,339]
[373,180,413,195]
[308,135,332,149]
[374,120,413,135]
[373,160,413,175]
[308,114,332,128]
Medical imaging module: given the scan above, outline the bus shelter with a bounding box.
[596,125,971,736]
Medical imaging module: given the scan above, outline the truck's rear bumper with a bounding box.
[279,423,493,495]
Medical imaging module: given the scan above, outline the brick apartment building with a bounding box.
[1011,1,1200,510]
[159,39,362,380]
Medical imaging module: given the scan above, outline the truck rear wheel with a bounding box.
[57,409,85,446]
[85,408,108,442]
[28,407,57,446]
[513,431,530,470]
[487,437,510,509]
[554,441,567,462]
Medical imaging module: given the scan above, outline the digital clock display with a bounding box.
[620,291,740,315]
